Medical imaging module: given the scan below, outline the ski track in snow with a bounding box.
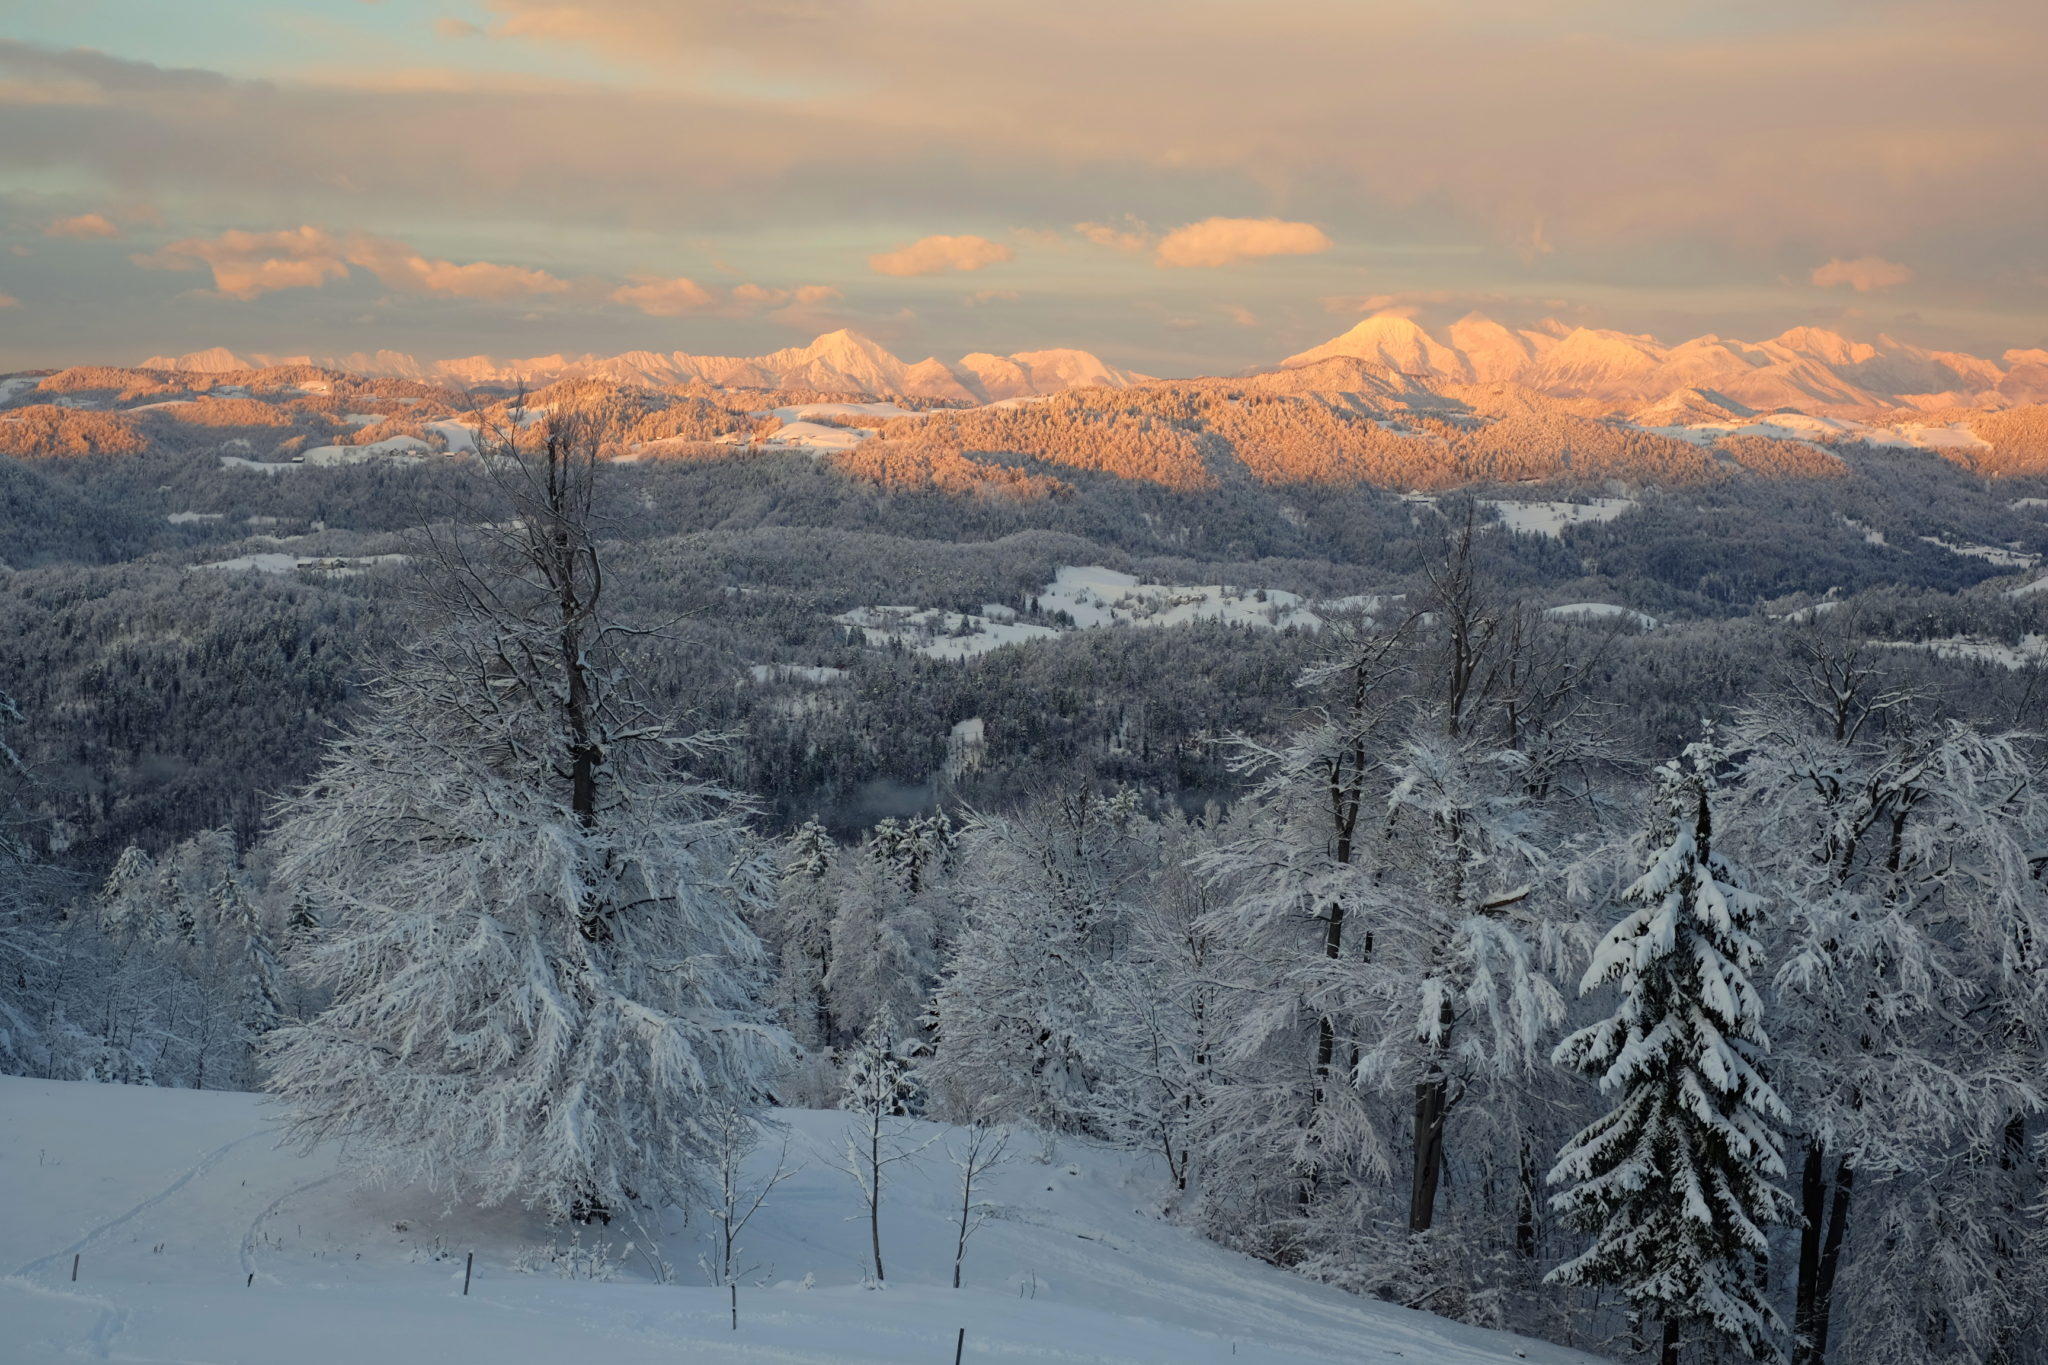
[241,1173,343,1282]
[2,1278,134,1362]
[10,1128,268,1280]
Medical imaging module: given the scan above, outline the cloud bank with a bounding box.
[45,213,120,240]
[868,235,1015,277]
[1811,256,1915,293]
[1153,218,1331,269]
[4,0,2046,368]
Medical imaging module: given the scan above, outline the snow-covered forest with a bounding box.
[4,396,2048,1365]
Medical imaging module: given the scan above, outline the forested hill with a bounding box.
[1,351,2046,865]
[7,356,2048,496]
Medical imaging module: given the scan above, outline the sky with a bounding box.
[1,0,2045,375]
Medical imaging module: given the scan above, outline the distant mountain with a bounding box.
[1282,312,2039,414]
[139,331,1150,404]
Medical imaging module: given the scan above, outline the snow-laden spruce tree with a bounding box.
[1548,729,1791,1365]
[263,420,787,1223]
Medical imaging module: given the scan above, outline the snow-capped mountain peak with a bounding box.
[1280,312,2026,413]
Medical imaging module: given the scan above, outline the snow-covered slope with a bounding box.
[0,1077,1598,1364]
[140,332,1149,404]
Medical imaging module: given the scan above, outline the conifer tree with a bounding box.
[1548,730,1791,1365]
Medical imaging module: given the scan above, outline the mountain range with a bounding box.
[1283,313,2048,414]
[137,315,2048,416]
[139,331,1150,405]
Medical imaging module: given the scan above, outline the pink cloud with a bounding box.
[1074,219,1151,252]
[610,276,718,315]
[342,234,569,299]
[1153,218,1331,269]
[0,293,18,309]
[868,234,1014,277]
[1810,256,1914,293]
[131,226,350,299]
[611,276,842,318]
[132,225,568,300]
[45,212,121,240]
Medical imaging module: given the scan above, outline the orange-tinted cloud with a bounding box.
[343,234,568,299]
[611,275,841,318]
[1154,218,1331,269]
[611,276,716,314]
[1075,219,1151,252]
[868,234,1014,277]
[46,212,120,239]
[9,6,2048,363]
[0,293,18,308]
[133,225,568,300]
[453,1,2048,264]
[1810,256,1914,293]
[132,226,350,299]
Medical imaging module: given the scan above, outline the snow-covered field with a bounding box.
[835,604,1063,659]
[1040,566,1325,631]
[303,436,431,466]
[194,553,408,576]
[768,401,925,423]
[0,1077,1597,1365]
[1481,499,1636,539]
[1545,603,1658,629]
[1917,535,2040,570]
[218,456,305,475]
[1877,634,2048,669]
[748,664,850,685]
[832,567,1337,661]
[1644,412,1990,455]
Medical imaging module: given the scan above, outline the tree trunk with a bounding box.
[1310,893,1345,1105]
[954,1163,972,1288]
[1515,1135,1538,1260]
[1408,991,1455,1235]
[1809,1160,1854,1364]
[1408,1068,1449,1233]
[1794,1141,1826,1365]
[1658,1318,1680,1365]
[868,1120,886,1282]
